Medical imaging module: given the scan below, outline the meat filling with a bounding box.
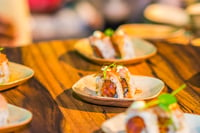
[126,116,146,133]
[101,80,117,97]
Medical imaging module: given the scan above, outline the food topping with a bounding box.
[101,80,117,97]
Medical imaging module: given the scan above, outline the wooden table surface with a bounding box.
[1,39,200,133]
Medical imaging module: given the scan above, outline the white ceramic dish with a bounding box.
[102,113,200,133]
[72,74,164,107]
[117,24,185,40]
[144,4,189,26]
[0,62,34,91]
[0,104,32,132]
[74,38,157,65]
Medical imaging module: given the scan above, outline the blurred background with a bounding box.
[0,0,199,46]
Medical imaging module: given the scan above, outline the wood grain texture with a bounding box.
[1,39,200,133]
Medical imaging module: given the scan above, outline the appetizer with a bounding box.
[0,48,10,84]
[89,31,117,59]
[125,84,189,133]
[0,94,9,126]
[96,63,136,98]
[89,29,136,59]
[112,30,135,59]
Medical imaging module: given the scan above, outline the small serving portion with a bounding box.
[0,46,34,91]
[89,29,136,59]
[126,101,189,133]
[102,84,193,133]
[96,64,136,98]
[72,64,164,107]
[126,85,189,133]
[0,94,9,126]
[0,48,10,84]
[75,30,157,65]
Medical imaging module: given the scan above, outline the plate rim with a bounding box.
[0,104,32,131]
[72,74,165,103]
[143,4,189,26]
[117,23,185,40]
[0,62,34,91]
[75,38,157,65]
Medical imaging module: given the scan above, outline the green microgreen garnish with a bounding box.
[157,93,177,111]
[145,84,186,111]
[104,28,114,37]
[0,47,4,51]
[101,63,117,79]
[171,84,186,96]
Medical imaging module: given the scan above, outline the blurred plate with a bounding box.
[72,74,164,107]
[102,113,200,133]
[186,3,200,15]
[74,38,157,65]
[117,24,185,40]
[144,4,189,26]
[0,104,32,132]
[0,62,34,91]
[191,38,200,46]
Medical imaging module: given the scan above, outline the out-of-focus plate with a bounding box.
[117,24,185,40]
[101,113,200,133]
[74,38,157,65]
[72,74,164,107]
[186,3,200,15]
[0,104,32,132]
[191,38,200,46]
[0,62,34,91]
[144,4,189,26]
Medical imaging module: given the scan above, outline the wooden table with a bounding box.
[2,39,200,133]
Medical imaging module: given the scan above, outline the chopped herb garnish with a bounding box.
[0,47,4,51]
[145,84,186,111]
[158,93,177,111]
[104,28,114,36]
[171,84,186,96]
[101,63,117,79]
